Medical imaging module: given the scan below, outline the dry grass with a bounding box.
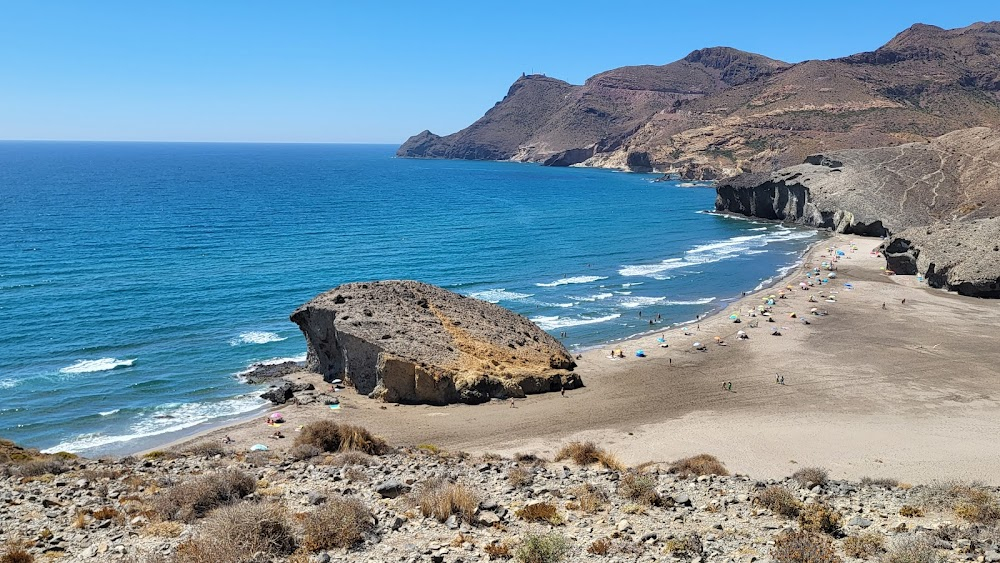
[184,442,226,458]
[617,471,661,506]
[413,479,479,523]
[792,467,829,488]
[553,442,623,471]
[755,486,802,518]
[13,459,67,477]
[302,497,373,551]
[152,469,256,522]
[586,538,611,556]
[515,533,570,563]
[860,476,899,489]
[515,502,561,525]
[797,502,842,535]
[327,451,373,466]
[843,532,884,559]
[0,542,34,563]
[293,420,388,455]
[899,505,925,517]
[484,541,513,560]
[513,452,546,465]
[918,482,1000,524]
[288,444,322,461]
[141,521,184,538]
[882,538,941,563]
[664,533,703,557]
[173,502,295,563]
[507,467,533,488]
[772,530,842,563]
[568,483,609,513]
[92,506,120,521]
[668,454,729,478]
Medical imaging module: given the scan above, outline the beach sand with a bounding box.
[171,234,1000,484]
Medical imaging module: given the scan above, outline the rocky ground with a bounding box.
[2,435,999,563]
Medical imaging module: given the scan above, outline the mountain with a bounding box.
[399,22,1000,178]
[397,47,789,168]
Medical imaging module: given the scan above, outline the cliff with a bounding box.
[400,22,1000,177]
[715,127,1000,297]
[290,280,579,405]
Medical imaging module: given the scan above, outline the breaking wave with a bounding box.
[59,358,136,374]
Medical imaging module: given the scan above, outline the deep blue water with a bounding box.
[0,142,818,455]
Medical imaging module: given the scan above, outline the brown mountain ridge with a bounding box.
[398,22,1000,179]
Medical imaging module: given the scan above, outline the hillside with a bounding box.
[400,22,1000,178]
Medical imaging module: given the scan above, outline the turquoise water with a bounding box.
[0,142,818,455]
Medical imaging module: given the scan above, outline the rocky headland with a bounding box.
[399,22,1000,179]
[715,127,1000,297]
[289,281,579,405]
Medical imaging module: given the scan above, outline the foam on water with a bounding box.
[571,292,614,302]
[42,394,268,454]
[530,313,621,331]
[467,288,533,303]
[229,331,287,346]
[662,297,717,306]
[99,409,120,416]
[619,296,666,309]
[536,275,608,287]
[0,379,19,389]
[59,358,136,374]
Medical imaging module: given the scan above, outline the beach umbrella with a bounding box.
[250,444,268,451]
[269,412,284,420]
[635,350,646,357]
[789,312,797,318]
[828,272,837,279]
[331,379,342,384]
[729,314,739,320]
[692,342,702,348]
[737,330,746,336]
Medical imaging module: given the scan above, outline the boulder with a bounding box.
[290,281,579,405]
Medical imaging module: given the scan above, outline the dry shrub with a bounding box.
[141,521,184,538]
[899,505,925,517]
[755,486,802,518]
[861,476,899,489]
[343,467,368,483]
[173,502,295,563]
[414,479,479,523]
[288,443,322,461]
[918,482,1000,524]
[569,483,609,513]
[142,450,179,460]
[553,442,622,470]
[92,506,120,521]
[617,471,661,506]
[302,497,373,551]
[513,452,546,464]
[516,502,561,524]
[0,542,34,563]
[792,467,829,488]
[294,420,387,455]
[484,541,513,560]
[507,467,533,488]
[771,529,842,563]
[153,469,256,522]
[14,459,67,477]
[185,442,225,458]
[516,532,570,563]
[882,538,941,563]
[664,533,703,557]
[586,538,610,555]
[328,450,373,466]
[843,532,885,559]
[668,454,729,478]
[797,502,842,535]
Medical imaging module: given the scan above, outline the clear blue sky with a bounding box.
[1,1,997,143]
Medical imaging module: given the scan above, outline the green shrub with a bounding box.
[755,486,802,518]
[516,533,570,563]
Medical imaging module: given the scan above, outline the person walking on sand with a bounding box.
[727,381,733,391]
[510,398,515,408]
[882,302,886,310]
[776,373,780,384]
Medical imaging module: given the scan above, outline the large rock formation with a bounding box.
[716,127,1000,297]
[400,22,1000,177]
[885,219,1000,297]
[290,281,579,405]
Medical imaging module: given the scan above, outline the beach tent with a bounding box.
[250,444,268,451]
[729,314,739,321]
[692,342,702,348]
[269,412,284,421]
[635,350,646,357]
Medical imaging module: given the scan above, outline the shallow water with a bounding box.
[0,142,818,455]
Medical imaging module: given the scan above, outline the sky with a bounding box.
[1,1,998,144]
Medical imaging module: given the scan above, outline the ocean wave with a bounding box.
[99,409,120,416]
[229,331,287,346]
[619,296,666,309]
[621,282,644,288]
[662,297,717,306]
[235,353,308,377]
[530,313,621,331]
[59,358,136,374]
[535,275,608,287]
[467,288,533,303]
[0,378,19,389]
[619,229,817,279]
[570,292,613,302]
[42,394,268,454]
[541,302,577,308]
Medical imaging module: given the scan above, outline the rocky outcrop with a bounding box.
[716,127,1000,297]
[290,281,578,405]
[885,219,1000,297]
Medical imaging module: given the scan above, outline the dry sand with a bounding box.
[174,234,1000,484]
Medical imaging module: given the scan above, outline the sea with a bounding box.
[0,142,820,456]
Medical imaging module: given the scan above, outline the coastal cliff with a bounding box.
[716,127,1000,297]
[399,22,1000,177]
[290,280,579,405]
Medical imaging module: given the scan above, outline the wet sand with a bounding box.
[172,234,1000,484]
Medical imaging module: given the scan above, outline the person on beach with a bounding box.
[561,386,566,397]
[882,302,886,310]
[728,381,733,391]
[776,373,780,384]
[510,398,515,408]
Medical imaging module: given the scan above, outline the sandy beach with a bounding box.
[174,233,1000,485]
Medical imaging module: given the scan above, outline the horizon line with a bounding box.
[0,139,403,146]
